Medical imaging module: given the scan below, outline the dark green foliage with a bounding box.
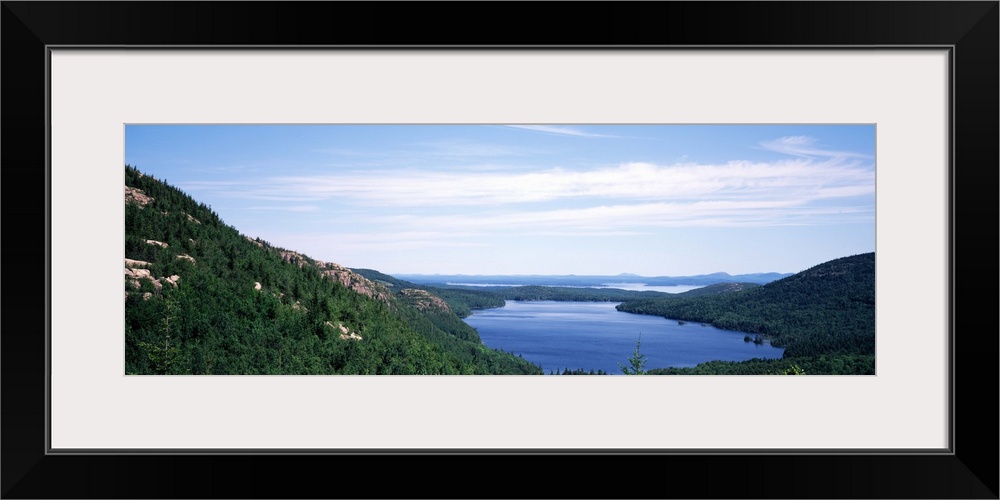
[646,354,875,375]
[556,368,609,375]
[404,279,757,314]
[124,165,541,375]
[351,268,507,317]
[618,334,647,375]
[618,253,876,375]
[674,282,760,297]
[425,287,506,317]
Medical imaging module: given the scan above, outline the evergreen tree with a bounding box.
[619,334,647,375]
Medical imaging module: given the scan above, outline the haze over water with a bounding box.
[447,283,705,294]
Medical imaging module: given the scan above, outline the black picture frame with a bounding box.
[3,2,996,498]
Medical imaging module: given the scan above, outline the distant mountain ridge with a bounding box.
[396,271,792,287]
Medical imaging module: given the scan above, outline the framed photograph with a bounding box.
[4,2,996,498]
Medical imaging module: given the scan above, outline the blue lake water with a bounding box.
[464,301,784,374]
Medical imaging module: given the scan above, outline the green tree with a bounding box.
[619,334,647,375]
[782,364,806,375]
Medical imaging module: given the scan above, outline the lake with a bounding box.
[463,301,784,374]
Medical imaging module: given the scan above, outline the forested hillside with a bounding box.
[124,165,542,375]
[618,253,876,374]
[351,268,507,318]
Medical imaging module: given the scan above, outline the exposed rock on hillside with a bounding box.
[125,267,151,287]
[271,249,393,305]
[125,259,179,295]
[399,288,451,313]
[125,164,546,375]
[326,321,363,341]
[278,250,306,267]
[125,186,153,207]
[322,263,393,305]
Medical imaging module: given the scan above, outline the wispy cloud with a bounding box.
[271,231,490,253]
[412,140,538,159]
[759,135,872,160]
[245,205,320,212]
[129,125,875,274]
[364,199,873,235]
[182,159,873,210]
[312,140,542,171]
[178,134,873,243]
[506,125,616,138]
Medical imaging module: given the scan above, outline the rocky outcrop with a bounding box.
[340,331,363,341]
[322,263,393,305]
[125,267,153,280]
[124,268,143,288]
[176,254,196,264]
[146,239,168,248]
[326,321,363,341]
[125,258,151,268]
[399,288,451,313]
[279,250,307,268]
[274,249,393,306]
[183,213,201,225]
[125,186,153,207]
[125,259,179,295]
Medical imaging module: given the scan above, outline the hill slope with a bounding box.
[617,253,875,374]
[124,165,541,375]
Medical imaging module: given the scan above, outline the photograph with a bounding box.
[3,0,995,497]
[124,124,875,376]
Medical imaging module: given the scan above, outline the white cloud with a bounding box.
[195,159,872,208]
[505,125,615,138]
[359,198,873,236]
[759,135,873,160]
[266,231,489,255]
[245,205,320,212]
[180,155,873,234]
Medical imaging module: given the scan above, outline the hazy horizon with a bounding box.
[390,270,795,277]
[125,124,875,276]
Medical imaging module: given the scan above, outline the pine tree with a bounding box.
[619,333,647,375]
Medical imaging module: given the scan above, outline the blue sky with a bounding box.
[125,124,875,276]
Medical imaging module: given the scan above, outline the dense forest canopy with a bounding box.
[124,165,541,375]
[617,253,876,374]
